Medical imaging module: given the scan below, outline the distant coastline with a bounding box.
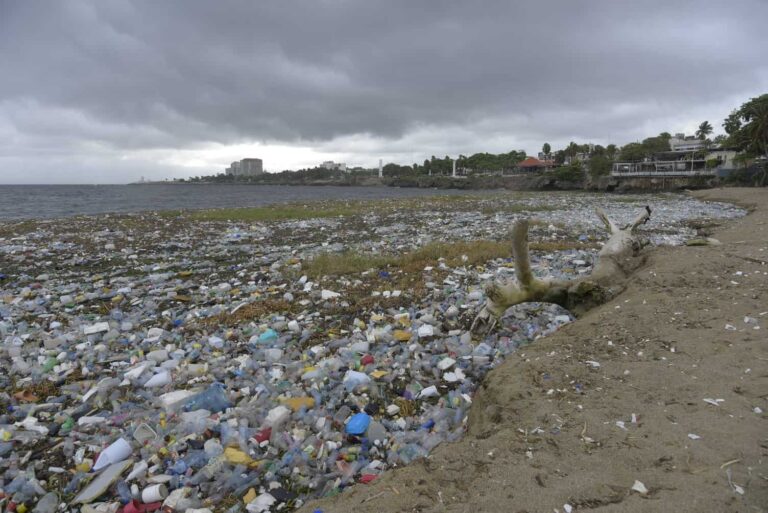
[131,173,730,192]
[127,179,385,187]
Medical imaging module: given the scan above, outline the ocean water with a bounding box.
[0,184,472,220]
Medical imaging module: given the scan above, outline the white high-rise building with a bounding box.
[240,158,263,175]
[225,158,263,176]
[320,161,347,172]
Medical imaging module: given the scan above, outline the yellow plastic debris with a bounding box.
[224,447,255,466]
[394,313,411,327]
[393,330,412,342]
[371,370,389,379]
[243,488,257,504]
[281,396,316,412]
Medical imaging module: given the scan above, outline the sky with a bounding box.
[1,1,767,184]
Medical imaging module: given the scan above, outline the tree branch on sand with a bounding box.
[472,207,652,333]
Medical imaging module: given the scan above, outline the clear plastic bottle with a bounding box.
[32,492,59,513]
[183,383,232,413]
[116,480,132,504]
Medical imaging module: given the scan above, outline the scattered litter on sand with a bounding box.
[0,193,746,511]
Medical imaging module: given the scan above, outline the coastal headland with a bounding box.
[136,174,724,192]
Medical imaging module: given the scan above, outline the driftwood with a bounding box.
[472,207,652,333]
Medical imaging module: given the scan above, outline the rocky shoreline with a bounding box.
[167,174,733,193]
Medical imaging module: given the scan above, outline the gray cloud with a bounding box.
[1,0,767,182]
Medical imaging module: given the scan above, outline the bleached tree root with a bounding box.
[472,207,652,333]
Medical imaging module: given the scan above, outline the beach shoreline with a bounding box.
[301,187,768,512]
[0,189,760,513]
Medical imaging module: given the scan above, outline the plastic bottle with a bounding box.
[183,383,232,413]
[0,441,13,457]
[116,480,132,504]
[63,472,86,495]
[32,492,58,513]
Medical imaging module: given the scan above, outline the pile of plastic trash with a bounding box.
[0,193,745,512]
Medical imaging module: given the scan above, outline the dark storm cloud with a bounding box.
[1,0,767,182]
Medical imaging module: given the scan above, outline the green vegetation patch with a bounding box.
[183,203,365,222]
[164,193,558,222]
[479,203,557,214]
[0,219,49,238]
[302,239,514,278]
[302,251,396,277]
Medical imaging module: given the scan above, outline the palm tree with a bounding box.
[696,121,713,141]
[723,94,768,186]
[740,98,768,158]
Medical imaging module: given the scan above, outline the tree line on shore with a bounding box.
[183,94,766,185]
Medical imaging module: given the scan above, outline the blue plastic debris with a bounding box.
[420,419,435,430]
[183,383,233,413]
[345,412,371,436]
[258,328,278,344]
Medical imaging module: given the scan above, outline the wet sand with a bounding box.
[303,188,767,513]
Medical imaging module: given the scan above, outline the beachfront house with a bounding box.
[563,144,594,165]
[611,135,739,178]
[669,134,706,152]
[516,156,554,173]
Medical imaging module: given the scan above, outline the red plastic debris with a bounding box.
[123,499,163,513]
[359,474,378,484]
[252,426,272,443]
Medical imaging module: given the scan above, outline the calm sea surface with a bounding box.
[0,184,473,221]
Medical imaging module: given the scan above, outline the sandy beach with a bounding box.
[302,188,767,512]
